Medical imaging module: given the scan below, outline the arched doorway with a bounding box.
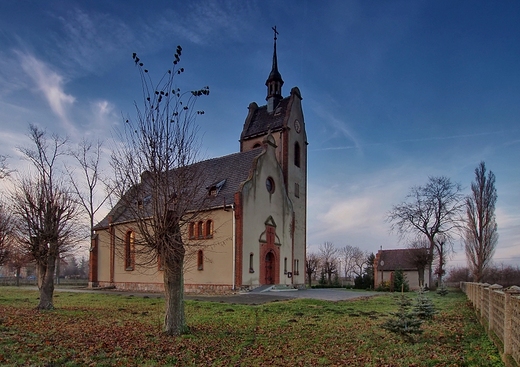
[264,251,275,284]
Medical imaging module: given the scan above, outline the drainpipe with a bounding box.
[232,204,236,291]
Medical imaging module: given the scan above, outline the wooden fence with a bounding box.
[462,282,520,366]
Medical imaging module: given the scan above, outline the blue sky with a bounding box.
[0,1,519,268]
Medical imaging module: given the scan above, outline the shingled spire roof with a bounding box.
[265,26,284,112]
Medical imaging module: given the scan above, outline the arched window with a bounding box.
[197,221,204,239]
[249,253,254,273]
[189,222,195,239]
[253,143,261,149]
[284,257,288,274]
[197,250,204,270]
[205,220,213,238]
[294,259,299,275]
[125,231,135,271]
[294,142,301,167]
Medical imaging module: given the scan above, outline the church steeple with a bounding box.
[266,26,284,113]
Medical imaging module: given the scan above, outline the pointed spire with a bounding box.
[266,26,284,112]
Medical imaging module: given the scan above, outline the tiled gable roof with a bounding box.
[194,147,262,206]
[378,249,425,271]
[241,97,290,140]
[94,148,263,229]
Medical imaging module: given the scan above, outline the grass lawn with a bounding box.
[0,287,503,366]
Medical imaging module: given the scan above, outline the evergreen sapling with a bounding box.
[382,293,423,343]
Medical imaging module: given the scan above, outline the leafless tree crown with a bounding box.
[464,161,498,282]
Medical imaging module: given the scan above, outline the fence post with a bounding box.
[504,286,520,361]
[480,283,489,322]
[488,284,503,333]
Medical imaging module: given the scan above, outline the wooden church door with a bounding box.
[265,251,275,284]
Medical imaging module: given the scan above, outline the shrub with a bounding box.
[393,269,409,292]
[382,293,423,343]
[413,288,437,320]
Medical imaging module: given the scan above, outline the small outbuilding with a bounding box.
[374,248,430,290]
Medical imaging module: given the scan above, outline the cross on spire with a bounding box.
[272,26,279,41]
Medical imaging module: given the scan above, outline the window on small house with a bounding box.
[294,142,301,167]
[197,221,204,239]
[205,220,213,238]
[125,231,135,271]
[249,253,254,273]
[197,250,203,270]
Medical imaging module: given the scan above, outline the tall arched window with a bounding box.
[294,259,299,275]
[197,250,204,270]
[125,230,135,271]
[197,221,204,239]
[294,142,301,167]
[205,220,213,238]
[189,222,195,239]
[249,253,254,273]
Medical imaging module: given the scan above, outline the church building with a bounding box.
[89,32,308,293]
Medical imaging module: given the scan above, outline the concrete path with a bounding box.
[48,286,379,304]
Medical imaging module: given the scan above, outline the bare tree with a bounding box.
[305,251,320,287]
[110,48,209,335]
[318,242,338,285]
[445,266,471,283]
[388,176,464,288]
[351,248,367,278]
[340,245,363,280]
[432,234,452,286]
[11,124,81,309]
[8,242,32,286]
[407,238,432,288]
[0,155,11,179]
[0,200,14,266]
[68,139,110,240]
[464,162,498,282]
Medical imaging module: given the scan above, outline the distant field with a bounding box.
[0,287,503,366]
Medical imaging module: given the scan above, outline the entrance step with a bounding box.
[270,284,298,292]
[249,285,274,293]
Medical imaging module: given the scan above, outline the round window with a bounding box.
[266,177,275,194]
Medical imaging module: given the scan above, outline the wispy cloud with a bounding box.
[86,100,118,137]
[312,129,516,152]
[311,101,362,151]
[307,167,417,252]
[155,1,258,45]
[17,51,75,132]
[55,9,133,75]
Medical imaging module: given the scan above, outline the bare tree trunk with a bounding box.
[55,256,60,285]
[37,255,56,310]
[428,240,434,290]
[15,267,20,287]
[163,253,185,336]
